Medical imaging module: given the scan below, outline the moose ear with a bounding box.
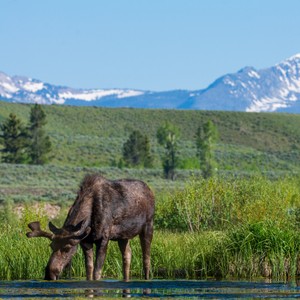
[65,220,85,234]
[70,227,91,245]
[49,222,61,235]
[72,220,85,232]
[76,226,91,240]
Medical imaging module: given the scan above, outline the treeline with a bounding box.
[120,120,218,179]
[0,104,219,179]
[0,104,51,165]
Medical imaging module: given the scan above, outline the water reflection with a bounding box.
[84,288,150,298]
[1,279,300,298]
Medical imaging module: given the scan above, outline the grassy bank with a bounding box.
[1,176,300,280]
[1,222,299,281]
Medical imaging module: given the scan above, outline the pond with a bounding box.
[1,279,300,299]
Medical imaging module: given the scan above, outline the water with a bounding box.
[1,279,300,299]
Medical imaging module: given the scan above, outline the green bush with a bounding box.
[155,176,300,232]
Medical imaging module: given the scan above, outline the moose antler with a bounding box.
[26,221,54,240]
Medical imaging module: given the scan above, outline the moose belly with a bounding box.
[110,217,146,240]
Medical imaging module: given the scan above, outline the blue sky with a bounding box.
[1,0,300,91]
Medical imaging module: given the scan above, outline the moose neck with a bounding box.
[64,192,93,228]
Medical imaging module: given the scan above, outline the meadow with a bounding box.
[1,101,300,172]
[1,102,300,281]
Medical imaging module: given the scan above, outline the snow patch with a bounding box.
[0,92,13,98]
[248,70,260,79]
[53,98,65,104]
[224,78,235,86]
[117,90,144,98]
[289,94,297,101]
[287,53,300,61]
[246,97,288,112]
[22,82,44,92]
[59,89,144,101]
[0,82,19,93]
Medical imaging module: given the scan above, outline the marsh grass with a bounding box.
[1,204,51,279]
[3,222,299,281]
[212,221,300,279]
[1,220,300,281]
[1,176,300,280]
[0,221,222,280]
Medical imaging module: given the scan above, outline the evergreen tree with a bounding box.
[27,104,52,165]
[157,122,180,180]
[0,113,27,163]
[122,130,153,168]
[196,120,218,178]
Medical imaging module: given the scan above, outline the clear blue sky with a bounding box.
[1,0,300,91]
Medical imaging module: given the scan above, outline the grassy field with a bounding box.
[1,101,300,172]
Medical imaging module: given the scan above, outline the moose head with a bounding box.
[27,221,91,280]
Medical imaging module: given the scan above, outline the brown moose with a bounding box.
[26,174,155,281]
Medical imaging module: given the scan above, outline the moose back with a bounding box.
[27,174,155,281]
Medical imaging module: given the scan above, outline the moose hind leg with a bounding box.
[94,239,109,280]
[118,239,132,282]
[139,222,153,280]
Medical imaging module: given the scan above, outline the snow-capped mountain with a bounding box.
[185,53,300,112]
[1,54,300,112]
[0,72,145,106]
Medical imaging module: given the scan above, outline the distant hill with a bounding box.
[0,102,300,175]
[1,54,300,112]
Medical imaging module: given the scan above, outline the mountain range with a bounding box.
[1,54,300,112]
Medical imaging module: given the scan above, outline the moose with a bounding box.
[26,174,155,281]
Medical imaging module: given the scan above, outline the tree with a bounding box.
[122,130,153,168]
[0,113,27,163]
[27,104,52,164]
[157,122,180,180]
[196,120,218,178]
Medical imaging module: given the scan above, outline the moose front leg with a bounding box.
[93,238,109,280]
[81,242,94,280]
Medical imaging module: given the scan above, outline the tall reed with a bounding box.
[1,220,300,280]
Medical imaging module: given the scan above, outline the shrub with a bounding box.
[155,176,300,232]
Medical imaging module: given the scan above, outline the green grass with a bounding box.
[221,221,300,279]
[1,219,299,281]
[1,176,300,281]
